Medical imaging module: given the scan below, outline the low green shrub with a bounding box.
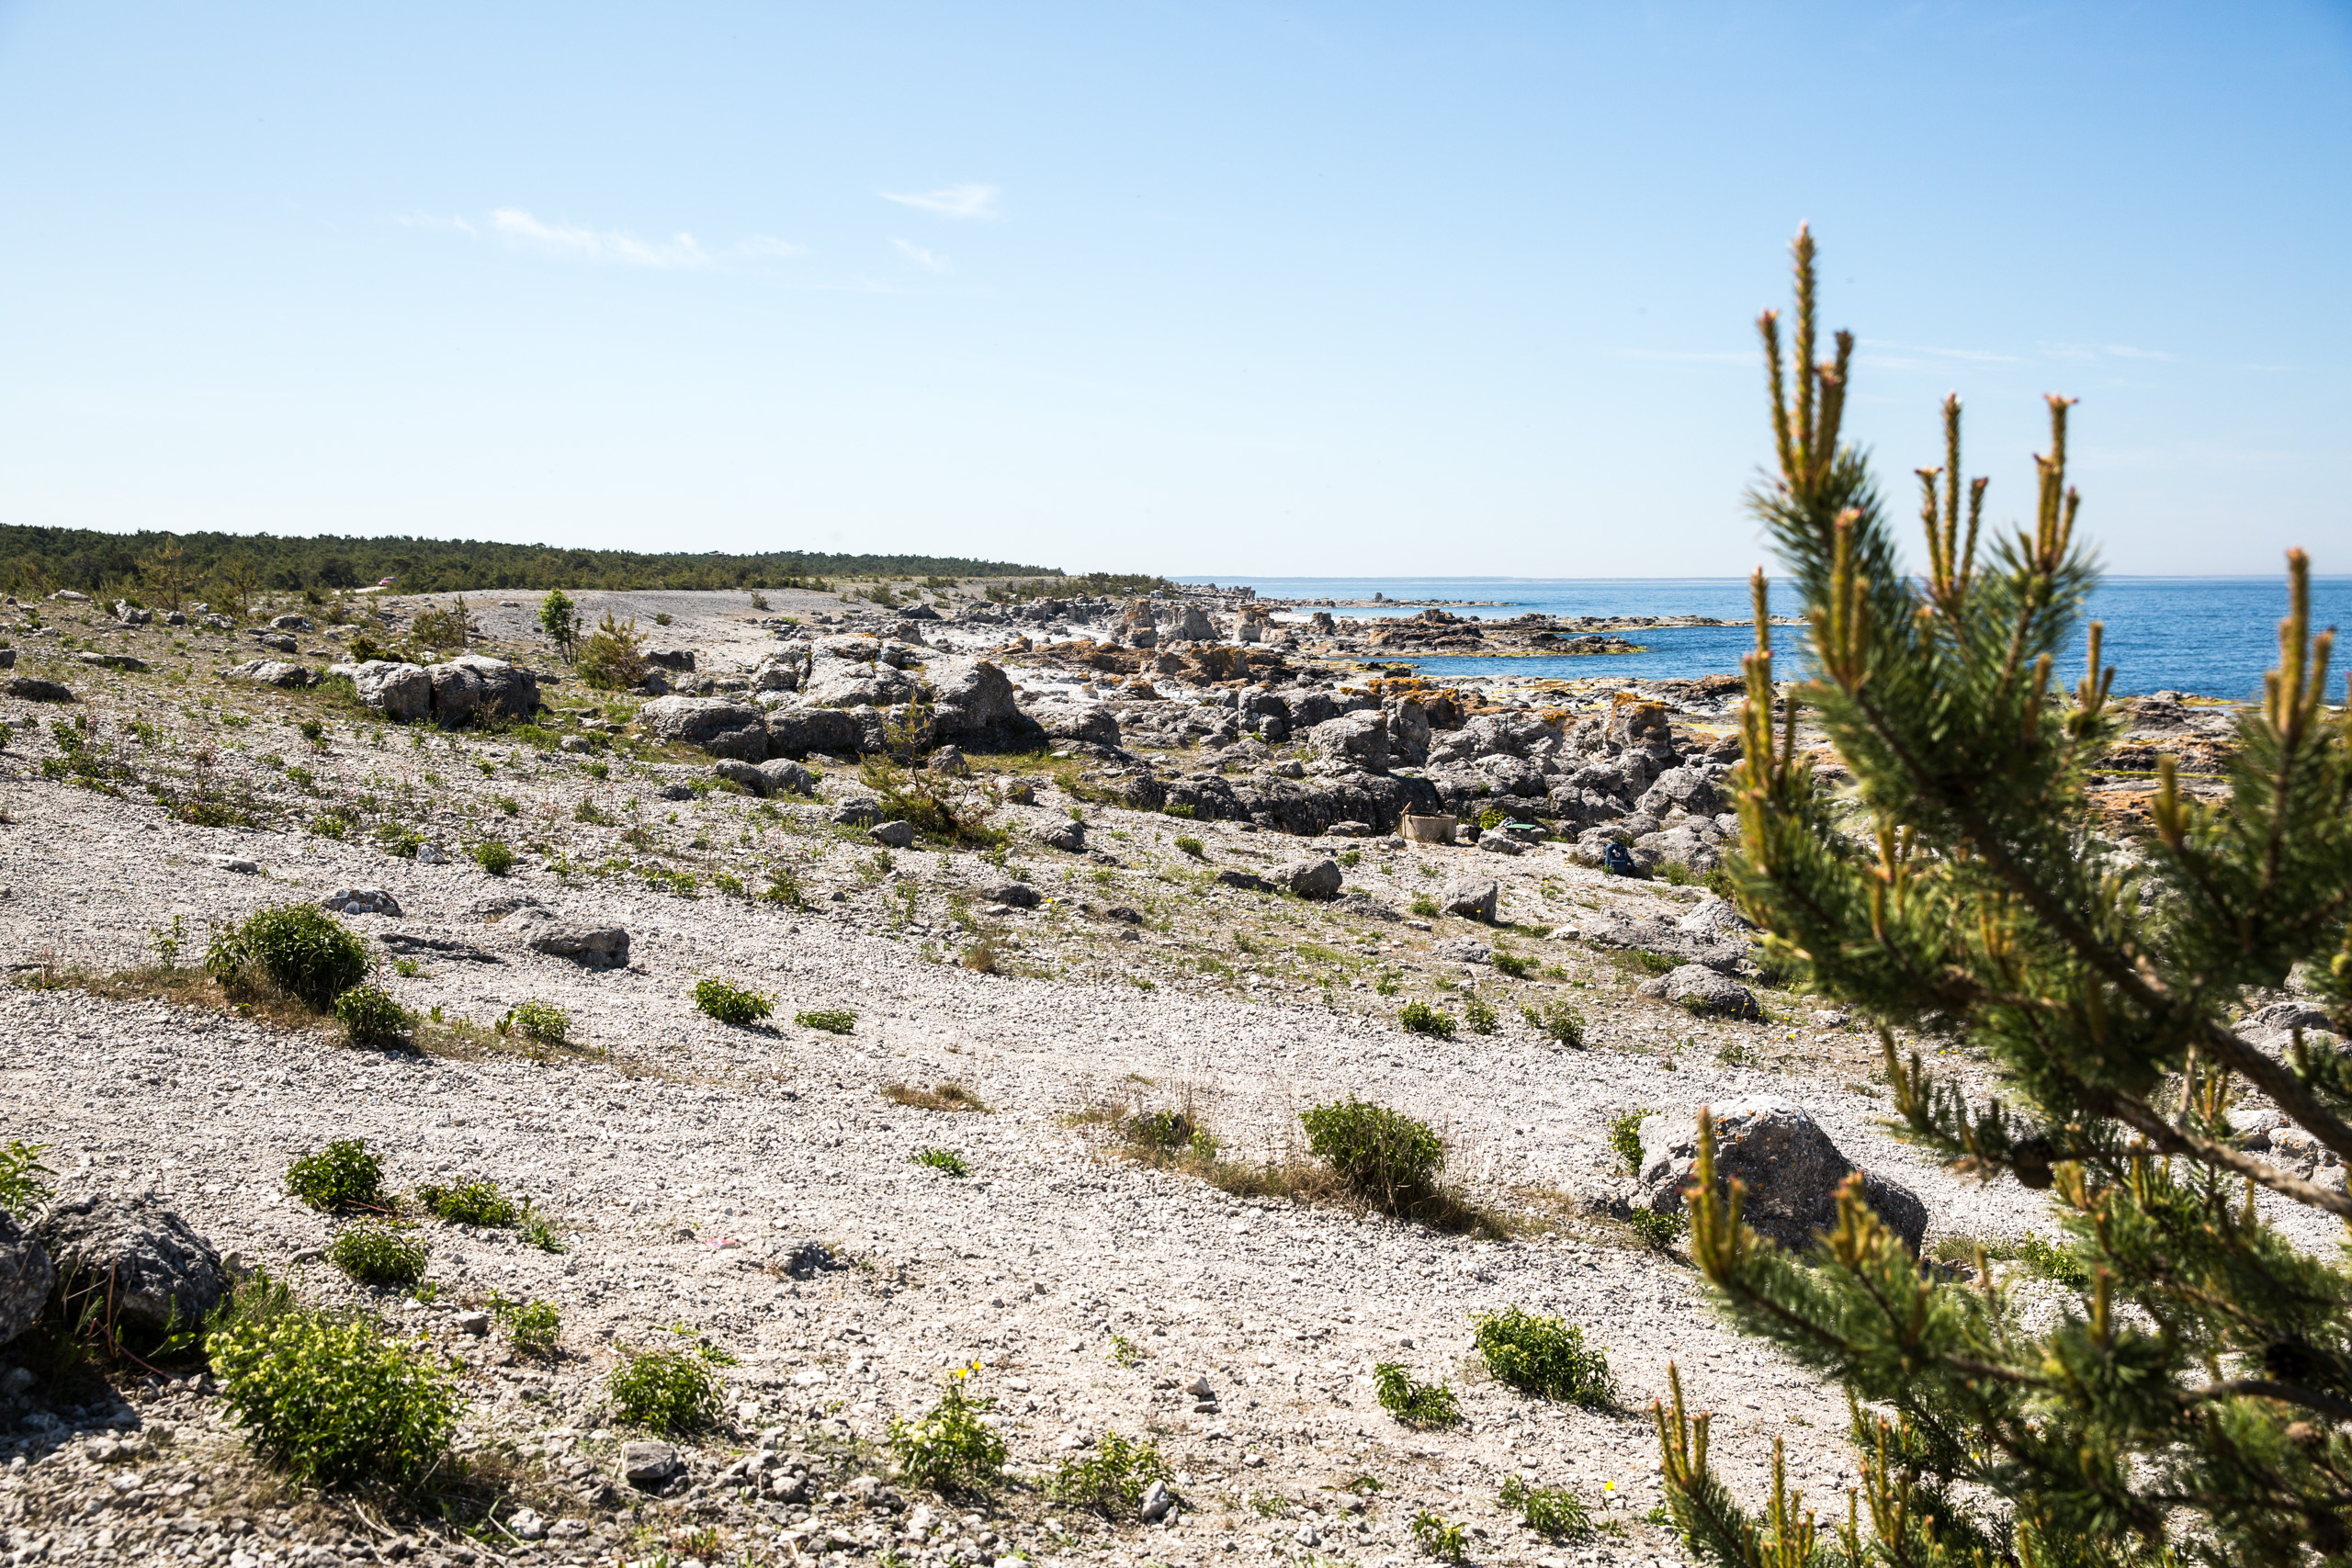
[334,986,413,1046]
[0,1140,52,1221]
[472,840,515,876]
[796,1008,856,1034]
[888,1365,1005,1492]
[1050,1429,1173,1515]
[1491,951,1533,979]
[1172,835,1205,858]
[497,998,570,1045]
[1409,894,1442,919]
[1499,1475,1595,1540]
[912,1148,970,1177]
[1522,999,1587,1047]
[286,1139,387,1212]
[413,1179,518,1228]
[1607,1110,1651,1174]
[1627,1207,1686,1250]
[606,1348,723,1433]
[327,1223,429,1285]
[1410,1508,1468,1561]
[1471,1306,1617,1409]
[1397,1001,1455,1039]
[488,1292,560,1355]
[1304,1099,1445,1213]
[1630,949,1680,976]
[1374,1362,1462,1427]
[206,903,369,1008]
[1461,992,1498,1035]
[693,978,773,1026]
[210,1297,458,1489]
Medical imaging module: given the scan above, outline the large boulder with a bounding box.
[1283,858,1345,899]
[1637,766,1724,819]
[749,650,805,693]
[39,1191,228,1336]
[643,647,695,672]
[1637,963,1760,1020]
[223,660,312,688]
[803,660,914,709]
[1164,604,1216,641]
[1442,876,1498,921]
[342,660,432,722]
[923,656,1021,737]
[1584,910,1749,976]
[757,759,816,796]
[1027,700,1120,747]
[428,656,539,728]
[1636,1097,1928,1254]
[640,696,769,761]
[1474,754,1549,799]
[524,919,631,968]
[766,704,864,759]
[0,1209,53,1348]
[1386,699,1431,767]
[1307,715,1390,774]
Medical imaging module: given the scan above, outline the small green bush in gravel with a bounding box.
[1490,950,1534,979]
[911,1148,970,1178]
[0,1140,53,1221]
[413,1179,518,1228]
[1471,1306,1617,1409]
[472,840,515,876]
[285,1139,387,1212]
[888,1365,1005,1493]
[488,1292,560,1356]
[1410,1508,1468,1561]
[334,986,412,1046]
[211,1297,458,1490]
[327,1223,429,1286]
[1172,835,1205,859]
[1499,1476,1595,1540]
[1302,1099,1445,1213]
[1608,1110,1651,1174]
[1627,1208,1686,1250]
[796,1008,856,1034]
[207,903,369,1008]
[1522,999,1587,1047]
[1409,894,1442,919]
[606,1348,723,1433]
[497,998,570,1045]
[1374,1362,1462,1428]
[693,978,773,1026]
[1461,992,1498,1035]
[1050,1429,1172,1515]
[1396,1001,1455,1039]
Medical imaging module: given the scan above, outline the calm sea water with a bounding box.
[1179,577,2352,700]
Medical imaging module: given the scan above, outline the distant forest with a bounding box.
[0,525,1063,598]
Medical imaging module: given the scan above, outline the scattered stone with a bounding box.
[208,855,260,874]
[526,922,631,969]
[254,632,300,654]
[1041,819,1086,852]
[1283,857,1345,900]
[929,744,971,777]
[870,819,917,849]
[1441,877,1498,922]
[831,797,881,829]
[268,614,316,633]
[757,759,816,796]
[620,1441,682,1486]
[321,887,402,918]
[1637,1096,1927,1254]
[4,677,72,703]
[222,659,308,687]
[643,647,696,672]
[453,1311,492,1337]
[1636,963,1761,1021]
[1476,830,1524,855]
[38,1191,228,1335]
[1433,937,1492,966]
[379,931,500,964]
[78,651,150,672]
[989,884,1042,909]
[710,759,767,794]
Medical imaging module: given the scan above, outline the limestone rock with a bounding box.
[79,651,150,672]
[223,660,311,688]
[427,656,539,729]
[1040,819,1086,852]
[0,1210,53,1348]
[765,704,864,760]
[711,759,766,794]
[1636,766,1724,819]
[322,887,402,918]
[1283,857,1345,900]
[1028,700,1120,747]
[1214,868,1273,893]
[922,656,1023,737]
[39,1190,229,1335]
[639,696,768,761]
[869,819,917,849]
[621,1441,682,1486]
[526,922,630,969]
[1636,1096,1927,1254]
[988,883,1042,909]
[1636,963,1760,1020]
[1441,877,1498,922]
[1306,715,1389,774]
[343,660,432,722]
[757,759,816,796]
[643,647,696,672]
[1476,830,1524,856]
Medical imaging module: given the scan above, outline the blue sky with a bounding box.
[0,2,2346,578]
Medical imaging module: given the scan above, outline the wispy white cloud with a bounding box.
[892,238,951,274]
[880,183,1001,220]
[1861,338,2024,365]
[2044,341,2175,363]
[444,209,807,270]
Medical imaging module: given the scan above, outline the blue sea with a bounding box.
[1178,577,2352,701]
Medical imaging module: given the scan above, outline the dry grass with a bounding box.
[13,962,328,1034]
[881,1080,992,1113]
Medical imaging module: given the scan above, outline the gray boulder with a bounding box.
[749,651,804,693]
[1307,715,1389,773]
[1165,604,1216,641]
[0,1209,53,1348]
[640,696,767,761]
[1638,963,1760,1020]
[343,660,432,722]
[1473,753,1549,799]
[922,656,1022,737]
[114,601,153,626]
[1637,766,1724,818]
[1476,830,1525,856]
[1677,897,1755,941]
[711,759,766,794]
[870,819,917,849]
[803,660,915,709]
[757,759,816,796]
[1028,700,1121,747]
[526,921,630,969]
[4,677,72,703]
[254,632,300,654]
[621,1440,682,1486]
[929,745,970,777]
[644,647,695,672]
[1284,857,1345,899]
[39,1190,228,1335]
[1636,1097,1928,1254]
[1041,818,1086,852]
[1585,910,1748,976]
[765,704,864,759]
[1433,936,1492,965]
[268,614,316,632]
[1386,699,1431,767]
[1442,877,1498,921]
[988,883,1042,909]
[322,887,402,918]
[224,660,311,688]
[428,656,538,728]
[831,797,881,829]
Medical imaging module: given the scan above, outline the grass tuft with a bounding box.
[1050,1430,1172,1516]
[883,1081,991,1112]
[910,1147,970,1177]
